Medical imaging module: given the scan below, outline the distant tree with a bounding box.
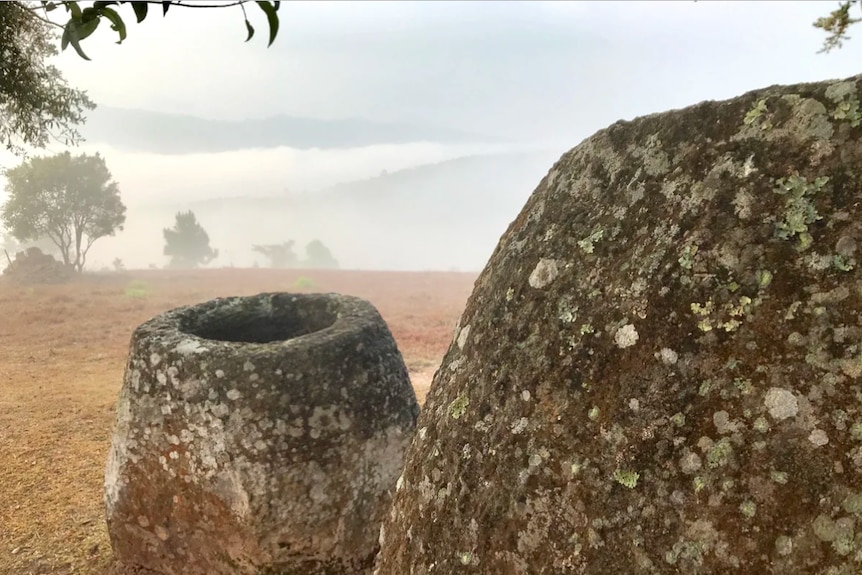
[0,2,94,157]
[1,151,126,272]
[163,210,218,269]
[304,239,339,269]
[252,241,297,268]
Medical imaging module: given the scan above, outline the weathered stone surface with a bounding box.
[105,292,419,575]
[375,75,862,574]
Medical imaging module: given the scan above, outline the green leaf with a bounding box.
[99,6,127,43]
[62,20,91,60]
[81,6,99,23]
[245,18,255,42]
[256,1,279,47]
[162,1,171,16]
[65,1,82,19]
[41,1,58,12]
[130,1,148,23]
[77,16,101,41]
[93,1,119,8]
[274,1,280,10]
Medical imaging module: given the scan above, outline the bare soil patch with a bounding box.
[0,268,475,575]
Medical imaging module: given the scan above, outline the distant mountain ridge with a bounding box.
[80,106,501,154]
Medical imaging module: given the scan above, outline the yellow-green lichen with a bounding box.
[691,296,755,333]
[588,406,600,421]
[842,493,862,515]
[829,88,862,127]
[773,174,828,251]
[833,254,856,272]
[756,269,773,288]
[739,500,757,519]
[743,98,772,130]
[577,228,604,254]
[449,395,469,420]
[678,244,698,270]
[707,438,734,468]
[613,468,640,489]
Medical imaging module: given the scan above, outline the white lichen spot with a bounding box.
[505,287,515,302]
[742,154,756,177]
[733,189,754,219]
[243,361,256,372]
[808,428,829,447]
[528,258,559,289]
[226,389,242,401]
[149,353,162,367]
[175,339,207,356]
[679,451,702,475]
[840,356,862,379]
[656,347,678,365]
[713,411,740,434]
[739,500,757,519]
[753,416,770,433]
[771,470,789,484]
[456,324,471,350]
[511,417,529,435]
[521,390,531,402]
[215,369,225,379]
[614,323,639,349]
[764,387,798,421]
[418,427,427,440]
[628,398,640,412]
[775,535,793,556]
[588,406,600,421]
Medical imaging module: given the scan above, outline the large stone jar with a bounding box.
[105,292,419,575]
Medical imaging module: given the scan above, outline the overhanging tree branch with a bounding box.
[16,0,280,60]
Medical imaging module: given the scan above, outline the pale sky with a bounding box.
[3,1,862,271]
[53,0,862,142]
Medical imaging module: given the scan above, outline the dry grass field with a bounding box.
[0,268,476,575]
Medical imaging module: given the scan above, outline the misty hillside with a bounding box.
[165,150,563,270]
[95,150,562,272]
[80,106,500,154]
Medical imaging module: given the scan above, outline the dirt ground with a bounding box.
[0,268,476,575]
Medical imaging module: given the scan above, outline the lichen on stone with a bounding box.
[375,74,862,575]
